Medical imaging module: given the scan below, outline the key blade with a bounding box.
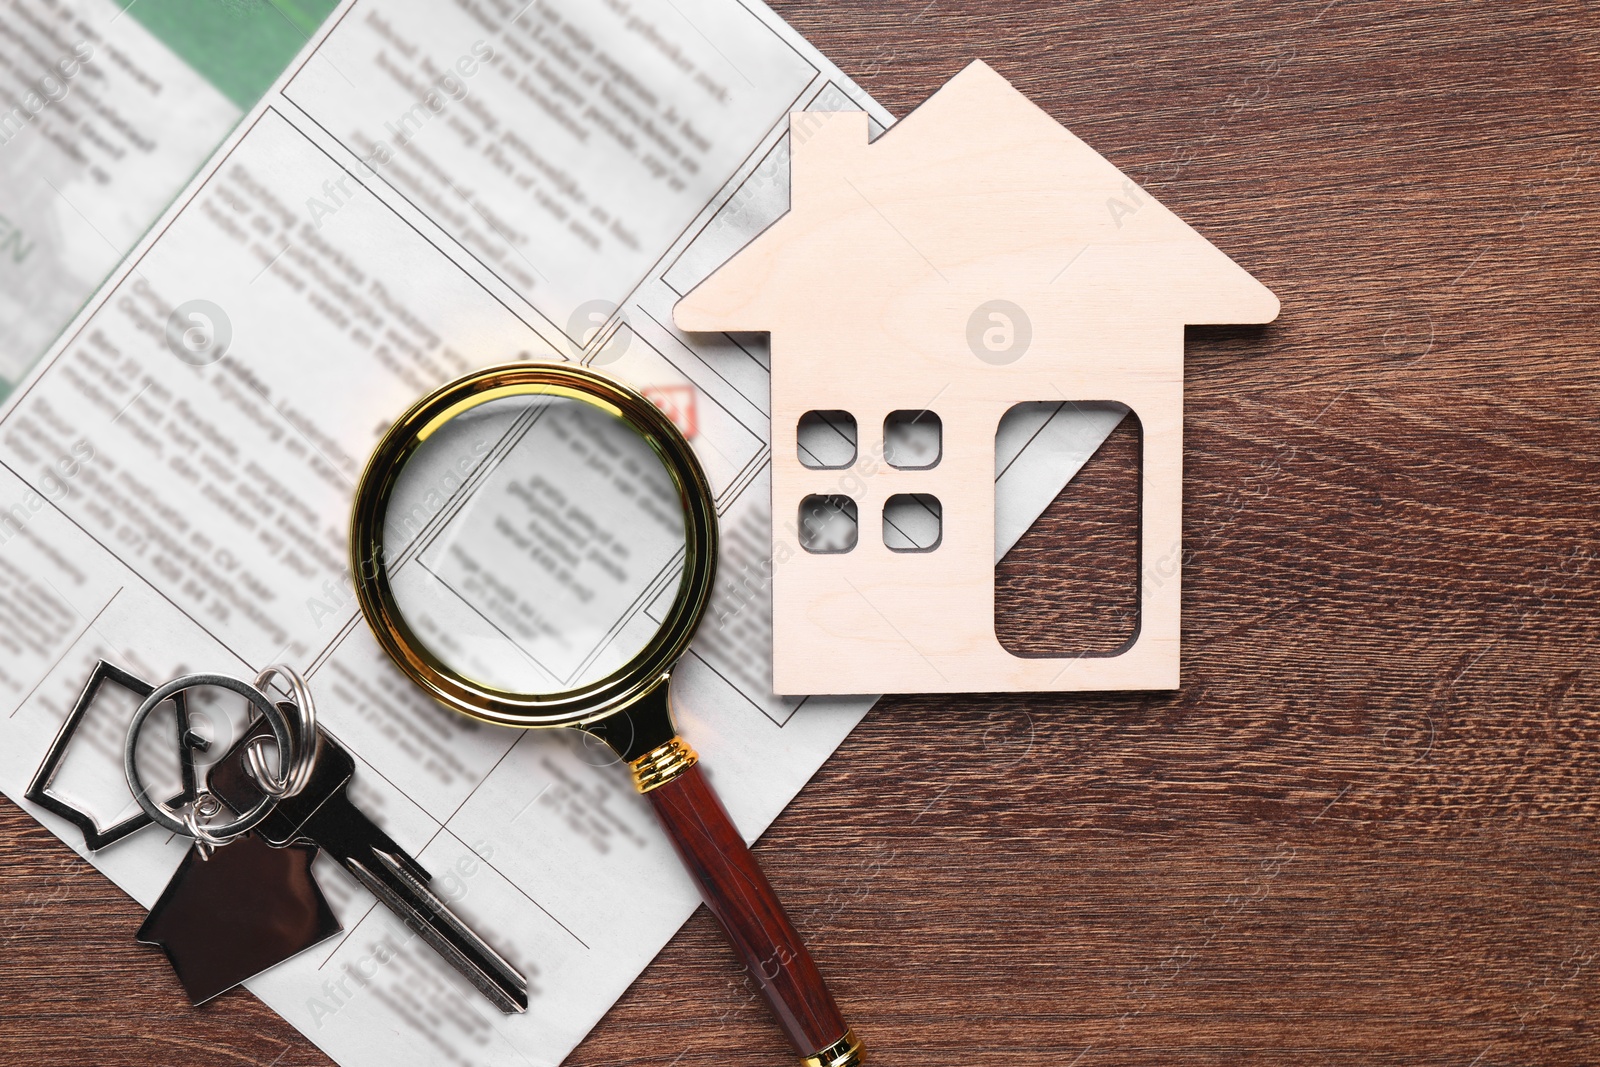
[300,787,526,1013]
[343,848,529,1014]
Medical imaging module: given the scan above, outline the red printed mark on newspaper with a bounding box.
[643,384,697,439]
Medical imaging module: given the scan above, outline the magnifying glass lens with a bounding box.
[380,392,688,695]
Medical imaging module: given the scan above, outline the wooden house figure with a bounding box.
[675,60,1278,695]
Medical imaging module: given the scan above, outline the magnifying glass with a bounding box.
[350,363,862,1067]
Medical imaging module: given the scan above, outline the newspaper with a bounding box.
[0,1,1124,1064]
[0,0,340,392]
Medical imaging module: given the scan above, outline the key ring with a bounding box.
[243,665,320,799]
[124,673,297,848]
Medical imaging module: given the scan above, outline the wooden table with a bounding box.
[3,1,1596,1062]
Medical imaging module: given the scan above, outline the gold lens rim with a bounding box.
[349,362,718,730]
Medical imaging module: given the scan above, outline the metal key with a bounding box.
[208,715,528,1013]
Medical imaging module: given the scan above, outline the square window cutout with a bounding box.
[884,410,941,469]
[884,493,942,552]
[799,494,858,553]
[798,410,856,469]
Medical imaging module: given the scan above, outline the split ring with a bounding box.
[124,673,295,843]
[244,664,320,799]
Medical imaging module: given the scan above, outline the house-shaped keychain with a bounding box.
[676,61,1278,695]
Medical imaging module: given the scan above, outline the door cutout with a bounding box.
[995,408,1141,657]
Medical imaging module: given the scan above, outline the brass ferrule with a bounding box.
[629,737,698,793]
[802,1030,864,1067]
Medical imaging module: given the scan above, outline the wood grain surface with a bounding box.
[3,1,1597,1063]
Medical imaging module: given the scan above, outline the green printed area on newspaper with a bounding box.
[120,0,339,111]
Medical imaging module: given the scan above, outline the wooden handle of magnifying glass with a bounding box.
[638,754,863,1066]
